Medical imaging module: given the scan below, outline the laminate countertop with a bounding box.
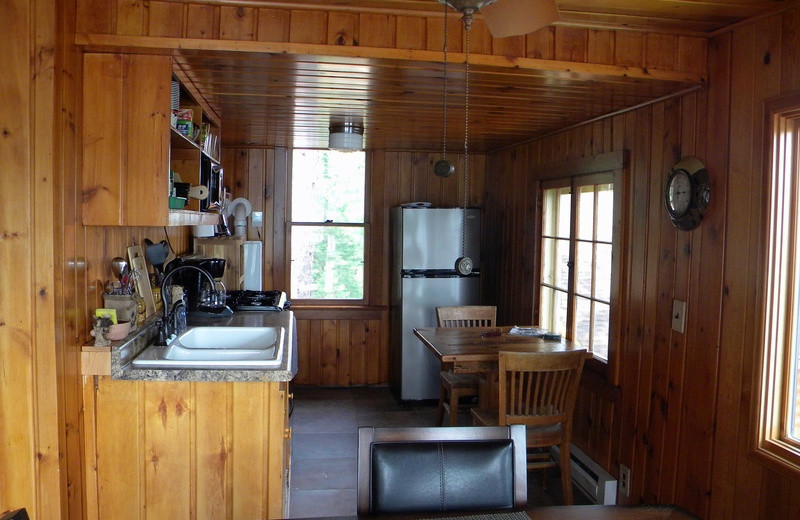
[105,310,297,383]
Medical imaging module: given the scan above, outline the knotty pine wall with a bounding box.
[484,5,800,520]
[222,147,485,386]
[1,1,193,517]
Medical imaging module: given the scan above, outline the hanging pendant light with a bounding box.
[453,4,474,276]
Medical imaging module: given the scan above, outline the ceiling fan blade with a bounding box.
[480,0,559,38]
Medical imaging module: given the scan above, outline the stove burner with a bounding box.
[227,290,289,312]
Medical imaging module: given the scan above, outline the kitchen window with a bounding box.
[288,149,366,302]
[754,94,800,475]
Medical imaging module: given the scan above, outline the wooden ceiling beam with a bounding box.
[76,34,706,85]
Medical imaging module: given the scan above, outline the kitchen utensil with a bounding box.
[128,245,156,317]
[111,257,128,282]
[144,239,170,283]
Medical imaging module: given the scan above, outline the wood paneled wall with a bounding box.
[484,5,800,519]
[0,1,194,519]
[0,0,62,517]
[223,147,485,385]
[74,0,706,75]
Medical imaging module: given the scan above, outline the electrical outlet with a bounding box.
[672,299,686,333]
[619,464,631,498]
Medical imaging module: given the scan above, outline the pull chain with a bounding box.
[442,3,448,162]
[461,22,471,257]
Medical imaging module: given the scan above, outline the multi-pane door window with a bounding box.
[540,176,614,360]
[289,149,366,301]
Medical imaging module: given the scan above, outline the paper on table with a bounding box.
[508,326,549,336]
[508,326,562,341]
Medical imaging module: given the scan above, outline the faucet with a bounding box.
[155,264,223,345]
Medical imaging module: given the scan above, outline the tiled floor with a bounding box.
[287,385,587,518]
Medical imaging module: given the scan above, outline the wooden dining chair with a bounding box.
[435,306,497,426]
[471,349,586,505]
[357,425,527,515]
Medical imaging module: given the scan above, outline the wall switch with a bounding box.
[619,464,631,498]
[251,211,263,227]
[672,299,686,333]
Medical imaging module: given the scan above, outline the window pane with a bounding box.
[543,187,571,238]
[541,237,557,286]
[595,243,612,302]
[574,296,592,349]
[554,238,570,290]
[575,241,593,298]
[596,183,614,243]
[291,149,365,223]
[291,226,364,299]
[557,188,571,238]
[539,236,570,290]
[577,186,595,241]
[540,286,568,336]
[593,302,610,360]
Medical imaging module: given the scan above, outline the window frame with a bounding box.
[286,148,370,305]
[533,152,627,382]
[752,91,800,477]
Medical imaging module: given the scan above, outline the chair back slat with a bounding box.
[436,306,497,327]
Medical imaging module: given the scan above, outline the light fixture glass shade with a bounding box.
[329,123,364,151]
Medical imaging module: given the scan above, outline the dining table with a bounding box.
[413,326,590,407]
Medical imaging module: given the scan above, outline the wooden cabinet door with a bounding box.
[82,377,287,519]
[82,53,171,226]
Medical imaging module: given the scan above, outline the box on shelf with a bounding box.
[175,120,194,138]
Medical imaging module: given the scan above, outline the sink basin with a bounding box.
[132,326,284,369]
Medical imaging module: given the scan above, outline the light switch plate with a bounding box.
[672,299,686,333]
[251,211,263,227]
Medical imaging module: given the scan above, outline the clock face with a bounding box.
[663,158,710,231]
[667,169,692,217]
[455,256,473,275]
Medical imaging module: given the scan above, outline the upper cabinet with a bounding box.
[82,53,219,226]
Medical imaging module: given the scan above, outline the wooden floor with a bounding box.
[287,385,589,518]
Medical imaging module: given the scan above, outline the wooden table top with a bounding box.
[413,326,587,363]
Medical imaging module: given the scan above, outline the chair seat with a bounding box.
[441,371,480,392]
[471,408,564,446]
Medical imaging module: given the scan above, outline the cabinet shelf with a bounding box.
[168,210,219,227]
[170,127,220,165]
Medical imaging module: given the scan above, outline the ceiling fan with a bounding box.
[437,0,559,37]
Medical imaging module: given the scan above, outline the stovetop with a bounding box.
[226,290,289,312]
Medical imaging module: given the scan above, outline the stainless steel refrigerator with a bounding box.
[390,207,481,401]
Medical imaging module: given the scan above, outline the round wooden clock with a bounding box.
[664,156,710,231]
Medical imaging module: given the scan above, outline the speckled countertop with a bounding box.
[109,310,297,382]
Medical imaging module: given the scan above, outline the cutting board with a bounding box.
[128,245,156,317]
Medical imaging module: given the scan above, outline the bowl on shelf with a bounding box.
[169,196,187,209]
[104,321,132,341]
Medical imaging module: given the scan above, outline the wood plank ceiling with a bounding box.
[170,0,789,152]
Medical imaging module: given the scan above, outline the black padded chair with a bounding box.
[0,510,29,520]
[357,425,527,515]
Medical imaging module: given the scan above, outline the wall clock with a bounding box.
[664,156,710,231]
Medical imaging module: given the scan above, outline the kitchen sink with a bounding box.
[132,326,285,369]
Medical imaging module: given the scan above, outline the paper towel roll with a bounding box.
[188,185,209,200]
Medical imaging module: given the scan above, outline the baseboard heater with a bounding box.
[550,444,617,505]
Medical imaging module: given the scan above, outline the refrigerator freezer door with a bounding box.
[400,208,480,270]
[399,276,480,400]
